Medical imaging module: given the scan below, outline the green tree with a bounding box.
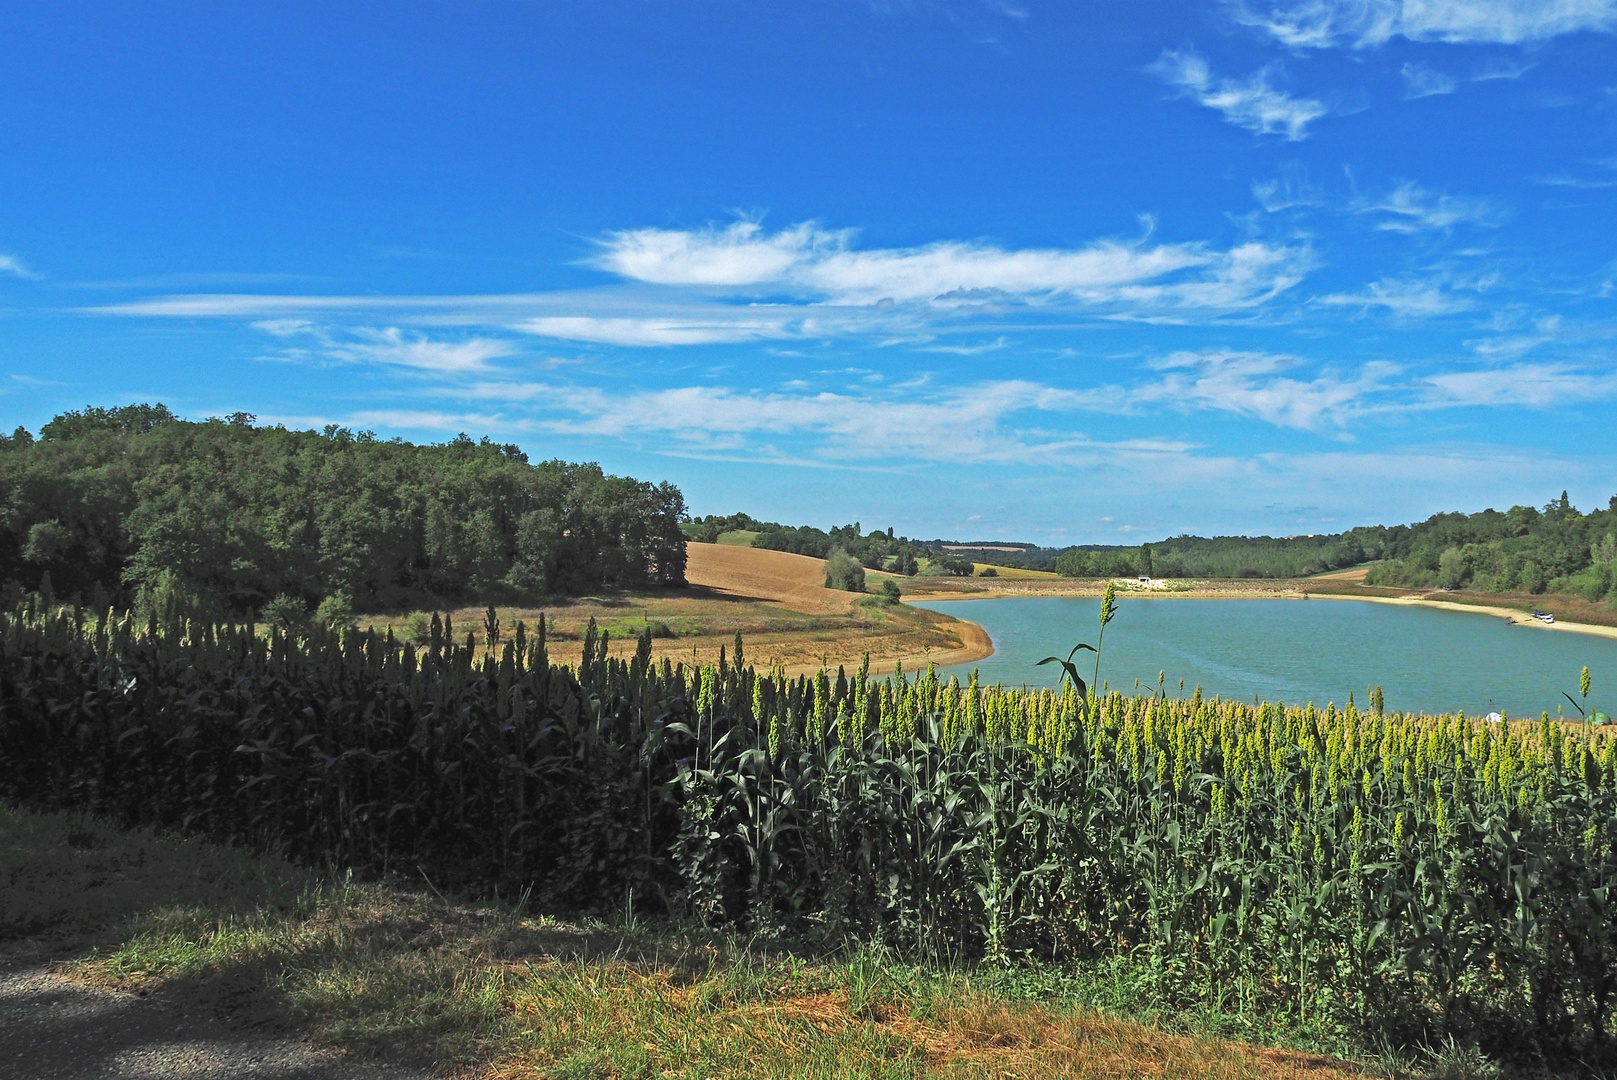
[824,547,866,592]
[1437,546,1468,589]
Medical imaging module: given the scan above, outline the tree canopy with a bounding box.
[1,405,687,612]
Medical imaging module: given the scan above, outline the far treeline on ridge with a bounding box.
[0,404,687,619]
[7,404,1615,619]
[691,491,1617,603]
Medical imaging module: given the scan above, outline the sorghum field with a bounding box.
[3,595,1615,1070]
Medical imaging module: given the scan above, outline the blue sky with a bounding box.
[3,1,1616,543]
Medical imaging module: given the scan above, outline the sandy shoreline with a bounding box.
[1306,593,1617,642]
[778,613,995,677]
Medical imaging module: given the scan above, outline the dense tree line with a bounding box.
[687,513,942,575]
[1044,495,1617,597]
[696,494,1617,598]
[1365,492,1617,599]
[0,404,687,614]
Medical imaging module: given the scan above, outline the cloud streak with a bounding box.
[1148,48,1327,140]
[1354,181,1502,232]
[0,254,36,279]
[255,323,514,373]
[1235,0,1617,47]
[92,221,1315,345]
[1401,61,1456,98]
[1131,349,1399,429]
[593,220,1308,310]
[359,378,1194,468]
[1317,276,1476,317]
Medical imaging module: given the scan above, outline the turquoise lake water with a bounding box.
[909,596,1617,719]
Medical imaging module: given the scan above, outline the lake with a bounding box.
[910,596,1617,719]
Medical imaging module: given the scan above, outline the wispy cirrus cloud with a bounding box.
[1252,171,1321,212]
[353,378,1195,468]
[1148,48,1327,139]
[1234,0,1617,47]
[0,253,37,279]
[1419,362,1617,406]
[254,322,514,373]
[1082,349,1617,431]
[592,219,1308,310]
[1130,348,1399,429]
[1353,181,1502,232]
[514,314,798,346]
[335,351,1617,474]
[1317,275,1479,316]
[1401,61,1456,97]
[1473,57,1535,80]
[93,220,1315,349]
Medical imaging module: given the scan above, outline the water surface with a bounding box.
[910,596,1617,718]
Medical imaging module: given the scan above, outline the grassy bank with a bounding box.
[4,804,1376,1079]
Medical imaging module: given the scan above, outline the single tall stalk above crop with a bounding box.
[1036,579,1118,707]
[1094,580,1117,691]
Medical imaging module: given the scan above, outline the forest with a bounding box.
[694,494,1617,602]
[0,404,688,616]
[1019,494,1617,599]
[1364,492,1617,600]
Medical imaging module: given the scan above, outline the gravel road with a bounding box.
[0,949,426,1080]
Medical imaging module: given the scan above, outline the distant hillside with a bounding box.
[691,492,1617,602]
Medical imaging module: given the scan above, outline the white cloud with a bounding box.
[0,254,36,279]
[335,328,513,373]
[1317,276,1475,316]
[1252,171,1320,211]
[1473,57,1535,80]
[514,314,795,346]
[591,221,1313,317]
[1401,61,1456,97]
[1354,181,1502,232]
[1084,349,1617,430]
[254,322,514,373]
[600,220,1214,304]
[1420,362,1617,406]
[595,221,848,286]
[361,377,1196,467]
[252,318,315,336]
[90,221,1313,343]
[1148,48,1327,140]
[1131,348,1399,428]
[1235,0,1617,47]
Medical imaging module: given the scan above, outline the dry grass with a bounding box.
[970,564,1059,581]
[368,544,988,673]
[3,804,1366,1080]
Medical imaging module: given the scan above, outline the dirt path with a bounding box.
[0,946,421,1080]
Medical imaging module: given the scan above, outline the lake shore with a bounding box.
[1307,593,1617,642]
[904,576,1617,644]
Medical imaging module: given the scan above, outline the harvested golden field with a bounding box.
[970,563,1059,580]
[376,543,992,675]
